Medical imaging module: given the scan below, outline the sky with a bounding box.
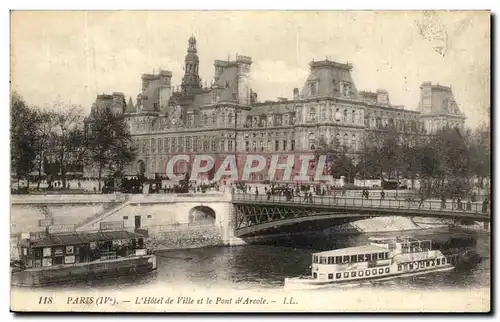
[11,11,490,128]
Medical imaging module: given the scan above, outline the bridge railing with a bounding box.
[231,193,490,216]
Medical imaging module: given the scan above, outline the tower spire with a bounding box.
[181,36,201,96]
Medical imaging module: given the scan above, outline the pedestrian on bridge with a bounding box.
[380,190,385,200]
[255,187,259,200]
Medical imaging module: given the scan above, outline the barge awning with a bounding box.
[30,230,146,248]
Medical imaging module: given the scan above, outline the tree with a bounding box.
[10,92,39,189]
[86,107,137,191]
[33,109,58,189]
[468,121,491,190]
[316,136,357,182]
[50,104,85,188]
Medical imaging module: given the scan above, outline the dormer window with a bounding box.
[308,106,317,122]
[309,82,318,96]
[343,83,351,97]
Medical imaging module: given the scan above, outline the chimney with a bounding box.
[293,88,299,100]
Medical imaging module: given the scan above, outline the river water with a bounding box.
[30,227,490,292]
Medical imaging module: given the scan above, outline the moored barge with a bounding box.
[11,225,157,287]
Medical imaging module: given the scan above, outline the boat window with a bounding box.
[379,268,384,274]
[328,257,333,264]
[420,262,425,268]
[385,252,389,259]
[409,263,414,269]
[398,264,402,271]
[437,259,441,265]
[446,257,450,264]
[351,271,356,277]
[336,273,342,279]
[359,271,364,277]
[343,256,349,263]
[344,272,349,278]
[378,252,385,259]
[336,256,342,264]
[372,269,377,275]
[313,272,317,279]
[442,257,446,264]
[385,268,390,273]
[366,270,370,276]
[53,257,63,265]
[320,257,327,264]
[431,260,435,266]
[42,258,52,267]
[350,255,357,263]
[313,255,318,264]
[328,274,334,280]
[364,254,369,261]
[358,255,365,262]
[426,261,430,267]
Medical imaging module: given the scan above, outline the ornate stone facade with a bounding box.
[88,37,466,180]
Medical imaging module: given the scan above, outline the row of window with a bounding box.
[306,106,363,125]
[245,139,296,152]
[396,255,457,271]
[313,267,391,280]
[366,118,421,132]
[245,113,297,128]
[313,252,390,265]
[135,137,235,154]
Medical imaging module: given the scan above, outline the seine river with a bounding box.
[30,227,490,292]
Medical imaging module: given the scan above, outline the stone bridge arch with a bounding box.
[188,205,216,224]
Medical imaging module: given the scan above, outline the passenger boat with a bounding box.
[284,236,480,290]
[11,225,157,287]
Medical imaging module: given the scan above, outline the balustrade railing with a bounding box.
[231,193,490,216]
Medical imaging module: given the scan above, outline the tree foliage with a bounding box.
[10,91,138,191]
[10,92,39,187]
[85,106,137,190]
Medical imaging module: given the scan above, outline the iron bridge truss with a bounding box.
[233,204,349,231]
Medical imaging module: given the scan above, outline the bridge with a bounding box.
[231,193,491,237]
[11,192,491,246]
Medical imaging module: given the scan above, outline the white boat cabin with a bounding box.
[310,237,439,282]
[369,236,434,255]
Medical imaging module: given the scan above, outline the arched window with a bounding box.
[267,140,272,151]
[309,106,317,121]
[252,141,257,152]
[212,113,216,125]
[220,139,225,152]
[320,105,327,120]
[309,133,316,150]
[343,109,348,122]
[203,113,208,126]
[335,108,341,121]
[352,110,356,123]
[343,133,349,147]
[227,113,233,125]
[221,112,226,126]
[352,134,357,151]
